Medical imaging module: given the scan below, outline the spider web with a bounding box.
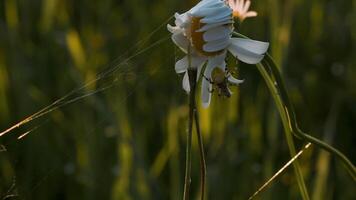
[0,15,174,199]
[0,16,174,139]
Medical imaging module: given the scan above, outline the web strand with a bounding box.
[248,143,312,200]
[0,145,6,152]
[0,16,173,138]
[1,177,18,200]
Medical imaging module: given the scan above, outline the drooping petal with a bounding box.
[190,0,225,15]
[174,12,189,27]
[192,6,229,18]
[228,75,244,85]
[200,13,232,24]
[230,38,269,54]
[171,33,189,53]
[203,53,226,79]
[203,38,230,52]
[201,53,226,107]
[198,5,232,23]
[175,56,188,73]
[203,62,215,80]
[167,24,183,34]
[228,43,265,64]
[182,71,190,93]
[182,60,206,94]
[203,26,232,42]
[167,24,175,33]
[174,13,184,27]
[228,38,269,64]
[193,56,208,68]
[175,55,207,73]
[201,78,212,108]
[197,20,234,32]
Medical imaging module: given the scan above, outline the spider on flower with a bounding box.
[203,65,241,98]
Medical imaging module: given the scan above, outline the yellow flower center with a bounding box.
[232,11,241,18]
[190,17,224,57]
[232,11,244,21]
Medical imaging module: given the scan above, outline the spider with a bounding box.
[204,67,235,98]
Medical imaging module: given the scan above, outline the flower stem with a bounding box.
[233,31,356,181]
[232,31,309,199]
[194,108,206,200]
[183,44,206,200]
[183,45,196,200]
[262,55,356,180]
[256,62,310,200]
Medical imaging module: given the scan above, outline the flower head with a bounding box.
[226,0,258,22]
[168,0,268,107]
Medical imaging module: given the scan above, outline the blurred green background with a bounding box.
[0,0,355,199]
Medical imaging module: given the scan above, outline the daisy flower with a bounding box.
[168,0,269,107]
[226,0,258,22]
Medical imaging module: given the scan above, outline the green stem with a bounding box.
[194,108,206,200]
[256,62,310,200]
[232,31,309,199]
[233,31,356,181]
[183,47,195,200]
[263,55,356,180]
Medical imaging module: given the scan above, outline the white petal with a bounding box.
[242,0,251,13]
[183,71,190,93]
[174,13,183,26]
[175,12,191,28]
[228,0,236,9]
[167,24,183,34]
[197,20,234,32]
[192,56,207,68]
[175,55,207,73]
[232,0,240,11]
[190,0,225,14]
[237,0,244,12]
[192,6,230,18]
[175,57,188,73]
[218,60,227,71]
[198,6,232,23]
[230,38,269,54]
[200,43,228,109]
[182,61,206,94]
[204,53,226,79]
[172,33,189,53]
[228,76,244,85]
[203,0,225,8]
[203,38,230,52]
[245,11,257,18]
[203,26,232,42]
[228,42,265,64]
[201,78,212,108]
[201,13,232,24]
[167,24,174,33]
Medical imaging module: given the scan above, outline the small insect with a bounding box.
[205,67,233,98]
